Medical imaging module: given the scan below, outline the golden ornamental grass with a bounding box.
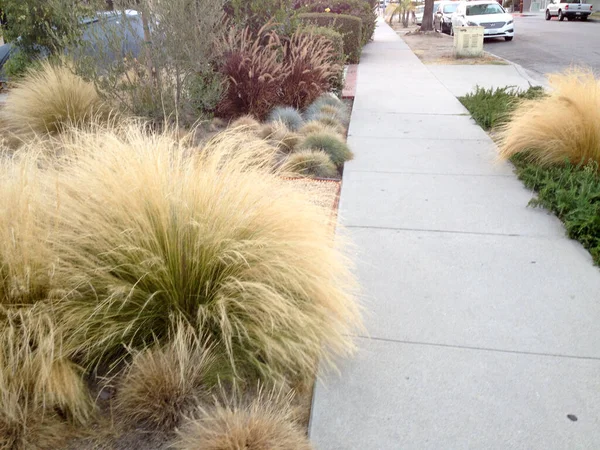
[116,324,218,430]
[174,388,313,450]
[0,151,54,306]
[498,68,600,166]
[43,125,361,381]
[0,61,107,141]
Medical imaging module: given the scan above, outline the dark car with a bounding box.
[434,1,459,34]
[0,9,144,80]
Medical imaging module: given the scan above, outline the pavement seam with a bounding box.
[348,135,488,141]
[354,335,600,362]
[344,224,565,239]
[345,170,512,177]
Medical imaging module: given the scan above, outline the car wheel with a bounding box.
[545,9,551,20]
[505,36,513,41]
[450,27,454,36]
[558,10,565,20]
[582,15,588,20]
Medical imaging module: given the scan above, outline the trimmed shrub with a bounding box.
[174,390,313,450]
[295,0,376,46]
[0,61,107,139]
[498,69,600,166]
[297,13,362,63]
[224,0,297,35]
[48,125,361,381]
[280,31,342,110]
[268,107,305,131]
[116,326,218,430]
[283,150,339,178]
[299,131,353,165]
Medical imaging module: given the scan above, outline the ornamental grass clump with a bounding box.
[0,306,93,450]
[116,325,219,431]
[304,94,349,124]
[46,125,360,382]
[300,131,353,165]
[267,107,305,131]
[229,115,262,134]
[0,153,53,307]
[282,150,338,178]
[0,61,107,140]
[299,120,344,137]
[259,121,302,152]
[174,389,313,450]
[498,68,600,166]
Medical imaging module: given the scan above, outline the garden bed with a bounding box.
[459,77,600,265]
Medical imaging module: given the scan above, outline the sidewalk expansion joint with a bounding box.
[356,335,600,362]
[346,170,512,178]
[352,110,469,117]
[345,224,525,238]
[348,135,488,141]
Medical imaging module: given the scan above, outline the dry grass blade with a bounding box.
[174,387,313,450]
[498,68,600,166]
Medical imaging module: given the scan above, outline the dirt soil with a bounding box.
[390,22,507,65]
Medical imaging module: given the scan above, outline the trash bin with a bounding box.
[453,26,484,58]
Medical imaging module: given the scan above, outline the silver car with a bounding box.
[434,1,460,33]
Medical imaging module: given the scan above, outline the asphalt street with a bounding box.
[484,14,600,76]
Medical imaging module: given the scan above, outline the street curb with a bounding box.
[484,51,551,89]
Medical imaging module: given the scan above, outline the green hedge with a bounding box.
[297,13,362,63]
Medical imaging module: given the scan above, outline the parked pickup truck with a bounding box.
[546,0,593,21]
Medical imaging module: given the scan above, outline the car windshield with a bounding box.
[466,3,505,15]
[443,3,458,13]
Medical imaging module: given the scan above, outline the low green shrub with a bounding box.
[297,13,362,63]
[458,85,545,131]
[512,156,600,264]
[283,150,339,178]
[268,107,304,131]
[299,131,353,165]
[295,0,376,46]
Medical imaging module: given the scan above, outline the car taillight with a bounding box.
[591,5,593,10]
[565,4,569,9]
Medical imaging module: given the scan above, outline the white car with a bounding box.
[451,1,514,41]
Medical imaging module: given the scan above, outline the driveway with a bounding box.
[484,14,600,76]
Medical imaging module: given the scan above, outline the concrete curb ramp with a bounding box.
[309,19,600,450]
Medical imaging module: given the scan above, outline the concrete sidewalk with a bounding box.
[309,20,600,449]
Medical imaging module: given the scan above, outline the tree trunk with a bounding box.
[420,0,434,31]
